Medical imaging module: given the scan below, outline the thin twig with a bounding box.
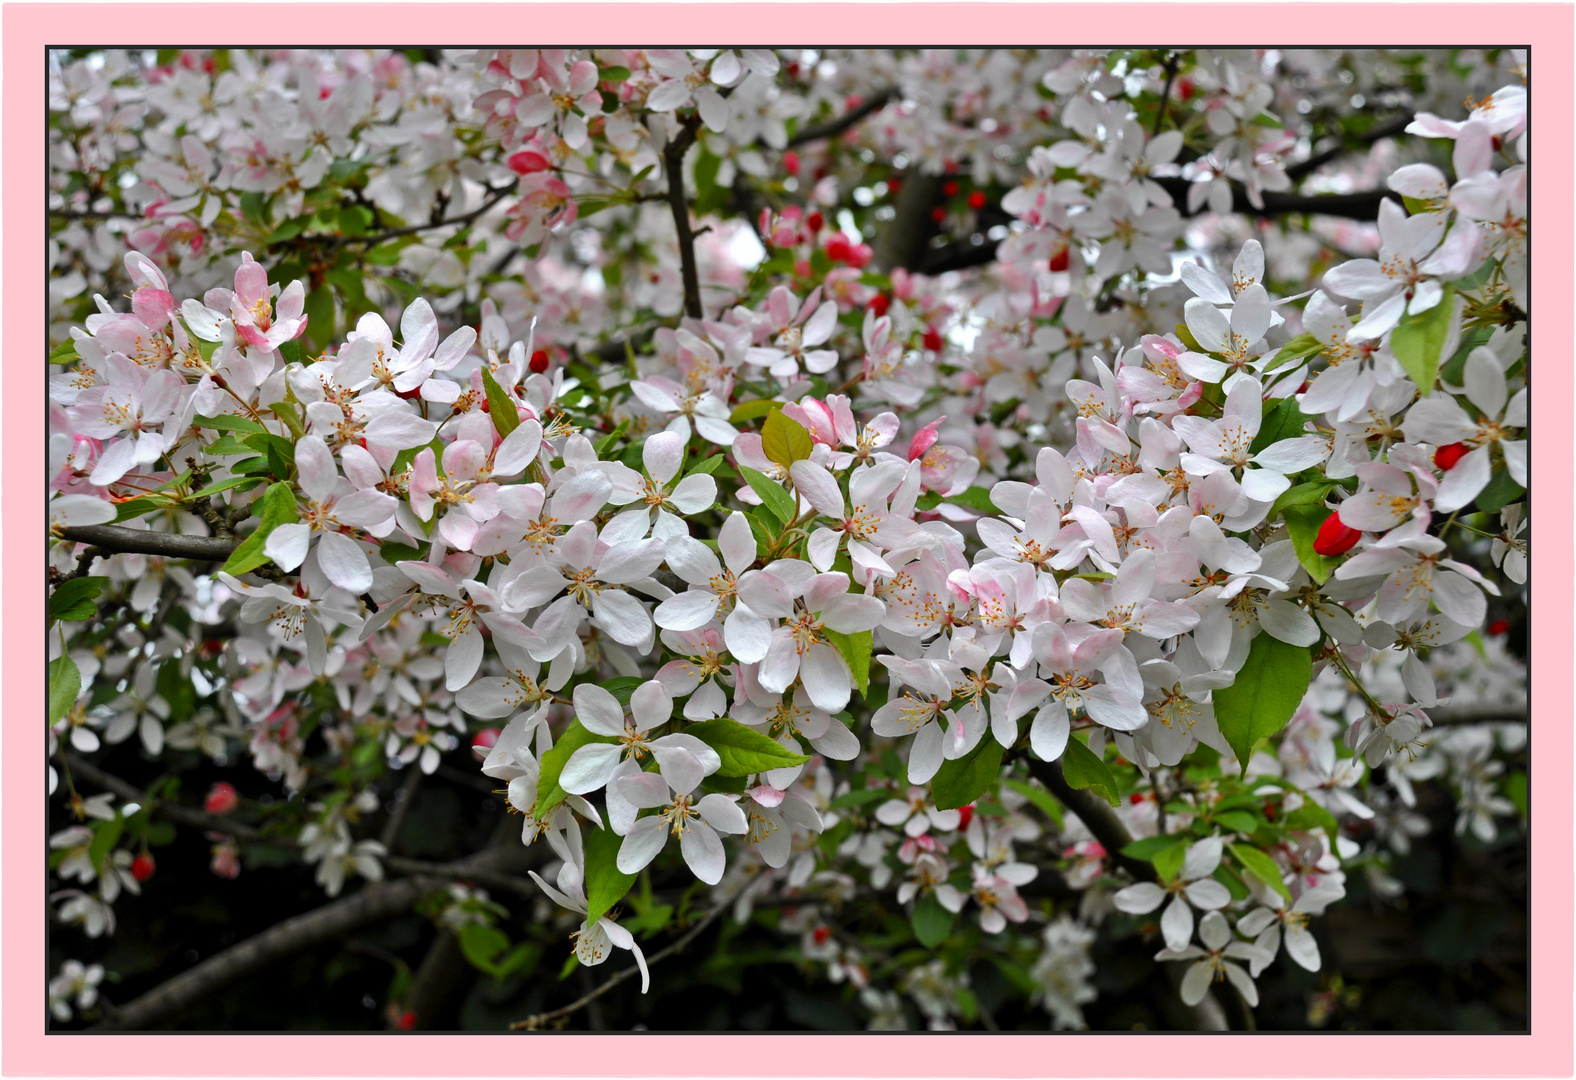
[663,115,706,320]
[785,87,897,148]
[511,900,729,1030]
[56,524,239,562]
[380,767,424,851]
[1153,53,1180,138]
[309,184,516,249]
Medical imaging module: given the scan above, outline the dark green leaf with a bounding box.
[194,413,267,435]
[911,892,954,948]
[49,578,105,623]
[601,677,643,705]
[929,737,1004,811]
[1060,737,1119,807]
[481,366,520,439]
[1213,633,1312,771]
[1250,396,1309,455]
[1281,504,1343,584]
[1474,471,1524,515]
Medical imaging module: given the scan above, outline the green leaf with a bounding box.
[1504,770,1528,819]
[458,923,511,976]
[1249,396,1309,455]
[583,824,638,926]
[1215,810,1263,835]
[929,737,1004,811]
[536,720,619,819]
[194,413,266,435]
[1261,331,1325,373]
[911,892,954,948]
[941,486,1000,516]
[303,285,336,351]
[239,191,269,228]
[1389,283,1456,394]
[190,474,263,499]
[221,481,301,577]
[738,465,797,526]
[1152,842,1188,884]
[49,578,105,623]
[1280,798,1341,845]
[49,338,79,365]
[1212,633,1313,772]
[364,241,405,266]
[1001,778,1063,829]
[1474,470,1524,515]
[601,677,643,705]
[1120,834,1187,861]
[263,214,311,245]
[47,654,81,725]
[1269,480,1341,520]
[480,365,520,439]
[1175,323,1203,353]
[600,65,631,83]
[1281,504,1343,584]
[686,718,810,777]
[1230,842,1293,902]
[1060,737,1119,807]
[687,455,725,477]
[242,430,296,477]
[760,409,813,470]
[594,420,628,457]
[728,399,780,425]
[829,786,893,811]
[821,628,872,698]
[87,814,124,877]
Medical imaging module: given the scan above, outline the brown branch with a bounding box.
[1027,758,1154,881]
[663,115,706,320]
[874,171,945,274]
[63,752,270,845]
[55,524,239,563]
[1285,113,1414,183]
[1428,703,1530,727]
[786,87,897,148]
[312,183,517,249]
[1153,54,1180,138]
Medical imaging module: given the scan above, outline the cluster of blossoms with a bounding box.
[47,46,1528,1030]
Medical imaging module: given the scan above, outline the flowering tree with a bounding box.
[46,47,1529,1032]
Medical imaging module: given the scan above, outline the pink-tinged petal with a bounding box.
[493,420,544,476]
[591,589,652,646]
[668,474,716,514]
[316,530,372,593]
[757,630,801,693]
[616,817,669,873]
[573,683,627,736]
[560,742,623,794]
[724,605,772,663]
[679,822,727,884]
[654,589,722,632]
[800,642,851,713]
[445,622,485,690]
[643,430,685,485]
[788,460,844,518]
[294,435,339,504]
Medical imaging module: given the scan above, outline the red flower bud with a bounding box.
[824,234,852,263]
[930,206,947,223]
[1313,511,1362,556]
[922,328,944,353]
[1487,619,1510,636]
[131,853,156,882]
[805,211,824,234]
[956,804,975,830]
[1048,247,1071,273]
[868,294,890,317]
[1434,442,1468,470]
[811,926,831,945]
[205,782,240,816]
[967,190,986,210]
[943,180,959,197]
[529,349,550,374]
[782,150,800,176]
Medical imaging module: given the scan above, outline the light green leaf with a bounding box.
[88,813,124,876]
[1120,834,1187,861]
[686,718,810,777]
[728,399,780,425]
[481,365,520,439]
[194,413,267,435]
[47,654,81,725]
[911,892,954,948]
[1389,283,1456,394]
[1269,480,1341,520]
[687,455,725,477]
[220,481,300,577]
[583,824,638,926]
[49,338,79,365]
[821,628,872,698]
[1230,842,1294,902]
[1261,331,1324,373]
[1060,737,1120,807]
[1001,778,1063,829]
[738,465,797,526]
[929,737,1004,811]
[1213,633,1313,772]
[458,922,511,975]
[1152,842,1187,884]
[760,409,813,470]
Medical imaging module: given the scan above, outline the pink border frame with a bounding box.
[6,7,1571,1076]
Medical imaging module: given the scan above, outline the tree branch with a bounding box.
[55,524,239,563]
[63,752,270,844]
[1285,113,1414,183]
[663,115,706,320]
[1153,54,1180,138]
[313,183,517,249]
[786,87,897,148]
[1026,758,1154,882]
[874,171,945,274]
